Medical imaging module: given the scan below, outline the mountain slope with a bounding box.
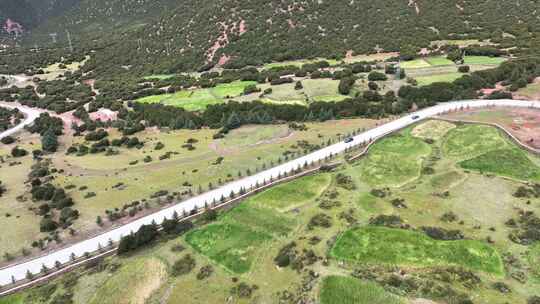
[3,0,540,74]
[86,0,539,74]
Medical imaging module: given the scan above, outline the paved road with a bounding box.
[0,98,538,286]
[0,103,41,141]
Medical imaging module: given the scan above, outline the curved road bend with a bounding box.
[0,99,538,285]
[0,103,41,141]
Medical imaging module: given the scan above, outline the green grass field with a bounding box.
[185,203,295,273]
[185,221,272,274]
[302,79,348,102]
[443,124,509,159]
[249,79,349,105]
[430,170,463,189]
[358,129,431,186]
[210,81,257,98]
[0,295,24,304]
[415,72,464,86]
[263,58,339,69]
[424,56,455,66]
[136,81,256,111]
[443,124,540,180]
[137,89,219,111]
[252,173,331,211]
[463,56,506,65]
[459,148,540,181]
[411,119,456,140]
[400,59,432,69]
[319,276,402,304]
[529,243,540,279]
[331,226,504,275]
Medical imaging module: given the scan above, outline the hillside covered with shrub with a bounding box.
[2,0,539,74]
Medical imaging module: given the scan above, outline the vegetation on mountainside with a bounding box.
[11,0,538,73]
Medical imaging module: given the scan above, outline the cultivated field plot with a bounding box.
[403,56,505,86]
[263,58,340,69]
[319,276,403,304]
[250,173,331,211]
[410,119,456,140]
[442,106,540,150]
[463,56,507,65]
[401,56,503,71]
[238,78,354,105]
[424,56,455,66]
[442,124,510,159]
[185,202,296,274]
[331,226,504,275]
[6,119,540,304]
[443,124,540,181]
[414,72,463,86]
[357,128,431,187]
[262,52,398,68]
[139,78,352,109]
[400,59,432,69]
[136,81,256,111]
[344,52,398,63]
[430,39,494,47]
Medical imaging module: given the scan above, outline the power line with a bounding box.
[66,29,74,52]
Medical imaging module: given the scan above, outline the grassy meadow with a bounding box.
[5,117,540,304]
[0,118,378,260]
[358,128,431,187]
[319,276,403,304]
[136,81,256,111]
[331,226,504,275]
[415,72,464,86]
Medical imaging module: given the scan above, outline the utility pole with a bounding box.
[395,55,401,81]
[166,41,171,56]
[49,33,57,44]
[66,29,73,52]
[137,38,143,53]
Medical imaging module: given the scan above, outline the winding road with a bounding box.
[0,98,539,289]
[0,75,41,140]
[0,103,41,141]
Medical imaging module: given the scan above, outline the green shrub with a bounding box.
[172,254,196,276]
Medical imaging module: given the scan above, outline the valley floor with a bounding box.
[3,117,540,304]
